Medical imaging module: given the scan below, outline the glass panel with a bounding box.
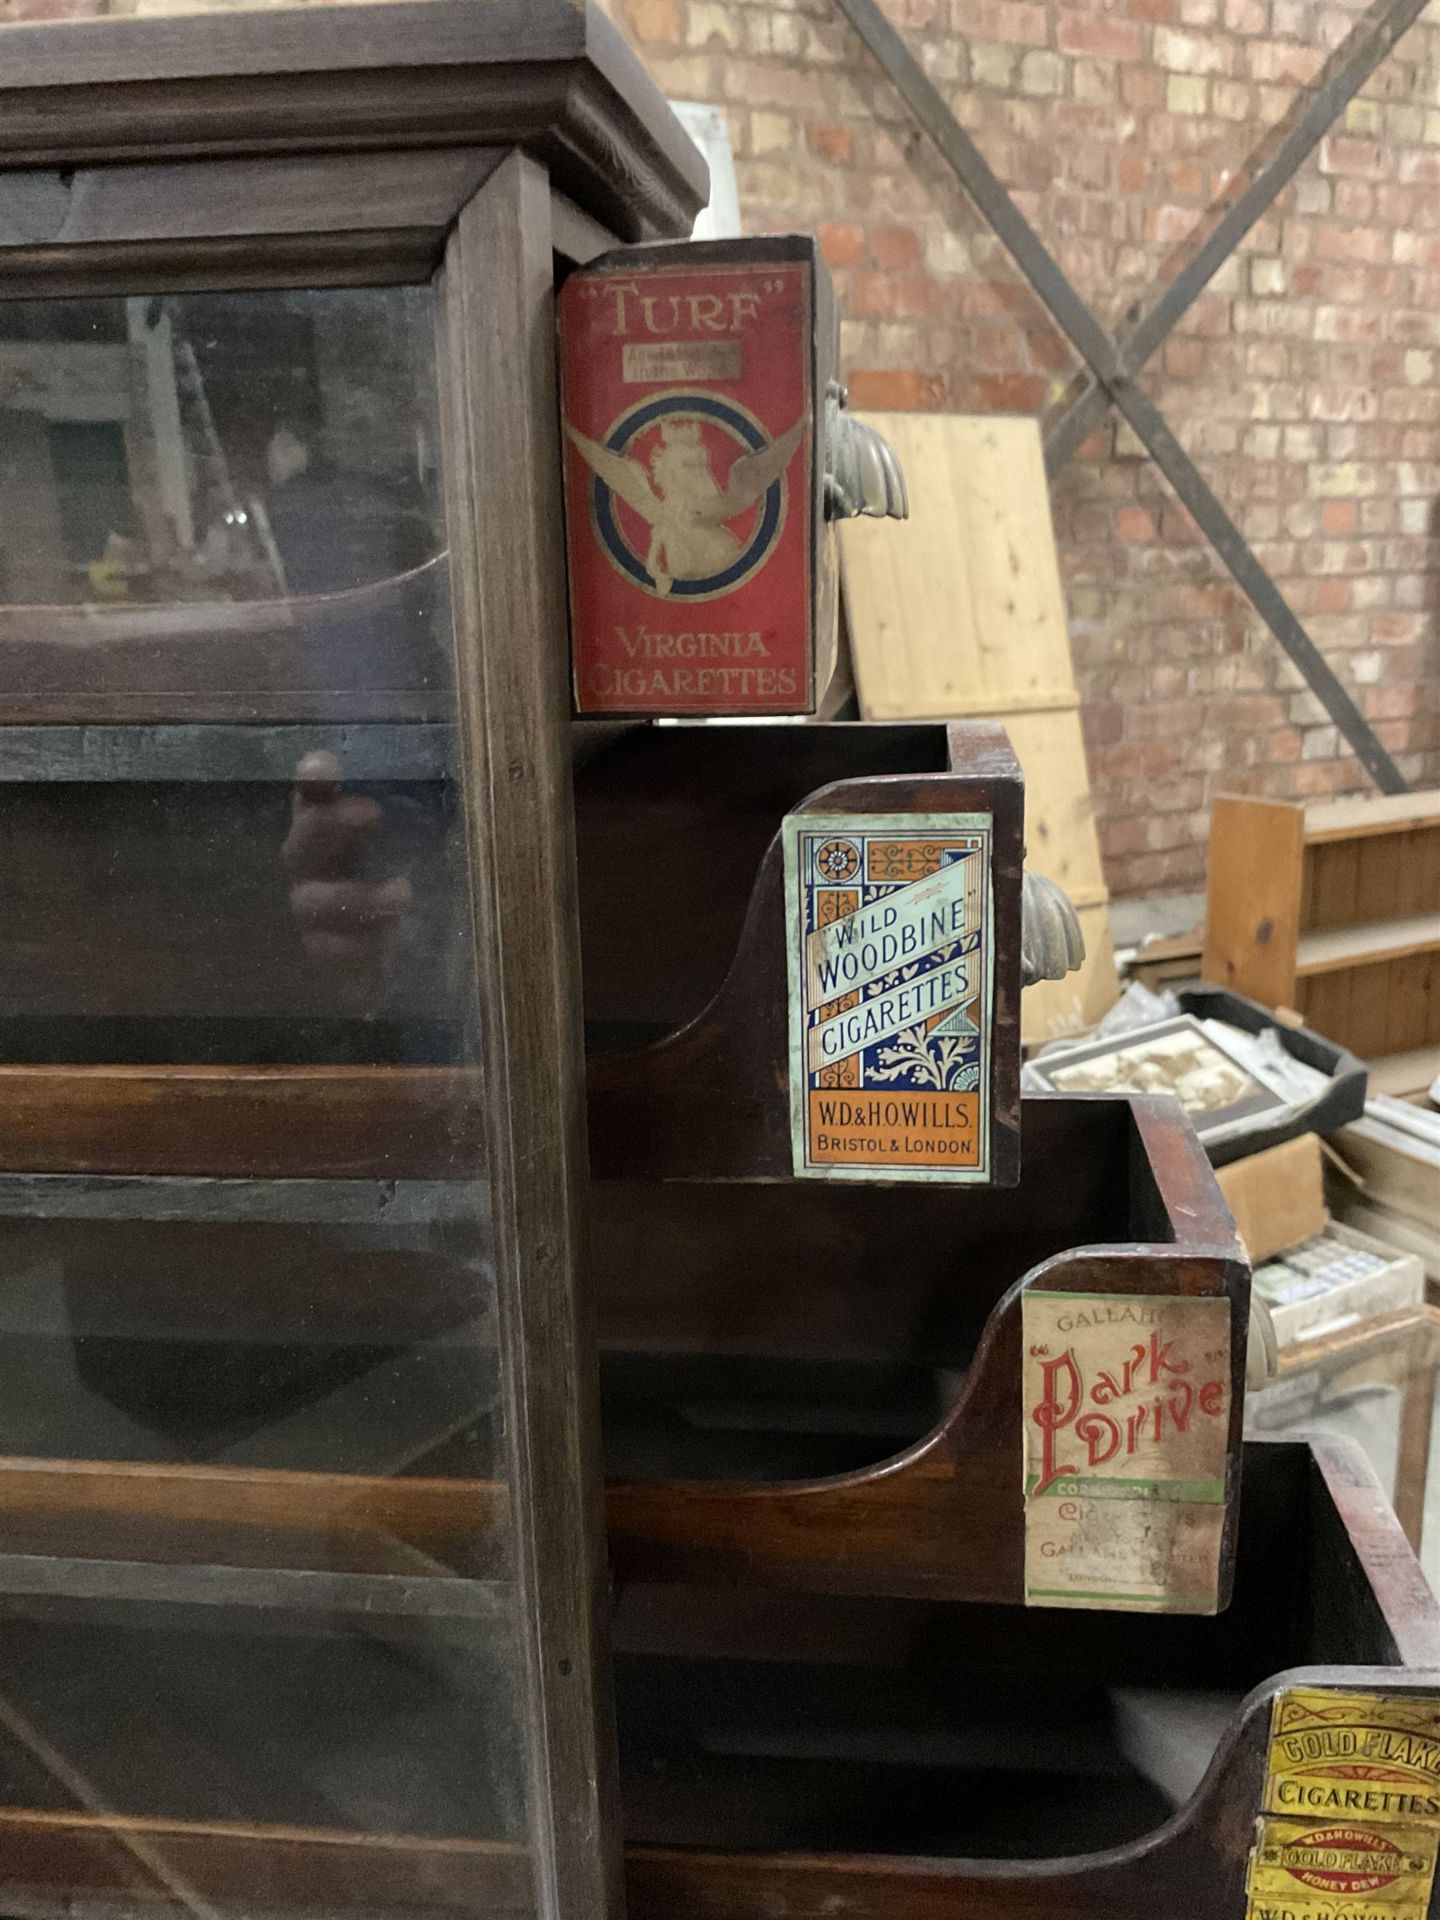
[0,289,531,1917]
[0,292,470,1061]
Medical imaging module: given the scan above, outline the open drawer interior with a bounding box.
[595,1094,1158,1483]
[611,1440,1435,1861]
[574,720,955,1050]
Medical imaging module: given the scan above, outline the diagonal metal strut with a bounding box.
[831,0,1410,794]
[1044,0,1433,472]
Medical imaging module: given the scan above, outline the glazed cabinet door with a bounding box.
[0,156,615,1920]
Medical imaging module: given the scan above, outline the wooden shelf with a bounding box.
[0,1172,483,1226]
[0,1099,1239,1614]
[1203,790,1440,1061]
[0,1066,483,1179]
[1305,790,1440,843]
[0,1456,506,1619]
[0,723,455,785]
[1295,910,1440,976]
[584,723,1024,1182]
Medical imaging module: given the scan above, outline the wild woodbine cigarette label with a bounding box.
[784,813,993,1182]
[1247,1690,1440,1920]
[1022,1289,1231,1612]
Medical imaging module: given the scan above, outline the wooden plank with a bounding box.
[0,234,457,301]
[0,1173,482,1226]
[0,1811,529,1916]
[1296,912,1440,977]
[839,415,1116,1043]
[1307,835,1361,932]
[1015,898,1115,1043]
[1202,795,1305,1006]
[0,151,505,296]
[1295,964,1352,1049]
[0,150,499,252]
[0,1456,506,1583]
[0,1067,482,1178]
[438,153,622,1920]
[0,724,453,783]
[0,0,582,89]
[1353,820,1404,924]
[1004,708,1108,909]
[1306,789,1440,842]
[841,414,1077,721]
[0,1555,505,1622]
[1383,950,1435,1056]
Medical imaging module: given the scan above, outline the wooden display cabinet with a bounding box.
[0,9,705,1920]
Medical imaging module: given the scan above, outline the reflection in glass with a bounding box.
[0,288,527,1917]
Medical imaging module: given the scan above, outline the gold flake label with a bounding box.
[1021,1289,1230,1612]
[1246,1691,1440,1920]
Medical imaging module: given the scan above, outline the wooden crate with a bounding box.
[1202,789,1440,1087]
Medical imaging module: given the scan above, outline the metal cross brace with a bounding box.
[832,0,1417,793]
[1045,0,1432,470]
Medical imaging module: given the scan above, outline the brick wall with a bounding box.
[8,0,1438,897]
[604,0,1440,897]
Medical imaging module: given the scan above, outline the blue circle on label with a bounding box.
[593,391,784,598]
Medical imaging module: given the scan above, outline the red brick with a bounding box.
[851,271,943,319]
[532,0,1440,891]
[846,369,946,411]
[978,371,1049,412]
[805,123,854,165]
[817,221,865,269]
[871,223,921,269]
[1116,505,1159,542]
[623,0,681,41]
[1057,14,1145,58]
[1117,152,1148,193]
[1027,325,1073,373]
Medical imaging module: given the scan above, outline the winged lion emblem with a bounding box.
[567,412,805,596]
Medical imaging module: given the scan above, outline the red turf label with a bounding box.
[559,256,814,716]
